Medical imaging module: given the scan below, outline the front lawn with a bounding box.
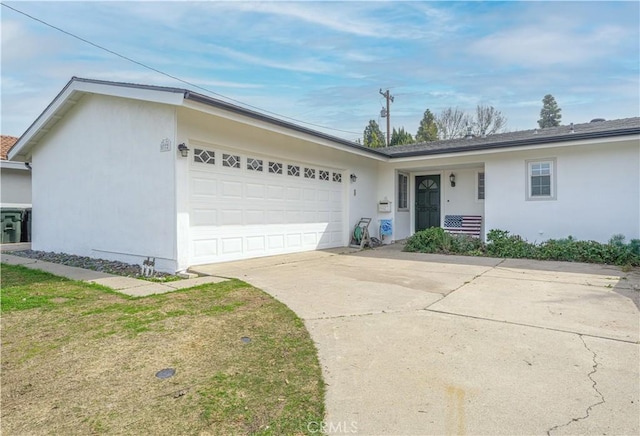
[0,264,324,435]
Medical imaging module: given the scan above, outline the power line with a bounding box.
[1,3,362,136]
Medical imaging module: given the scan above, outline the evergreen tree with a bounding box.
[363,120,385,148]
[538,94,562,128]
[415,109,438,142]
[389,127,414,146]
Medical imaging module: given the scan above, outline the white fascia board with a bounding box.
[8,79,185,161]
[389,134,640,164]
[0,160,30,170]
[72,80,185,106]
[181,99,387,162]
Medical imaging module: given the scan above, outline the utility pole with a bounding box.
[379,89,394,147]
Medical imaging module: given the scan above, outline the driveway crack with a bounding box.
[424,259,506,309]
[546,335,605,435]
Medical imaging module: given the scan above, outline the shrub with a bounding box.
[404,227,451,253]
[485,229,535,258]
[404,228,640,267]
[450,234,485,254]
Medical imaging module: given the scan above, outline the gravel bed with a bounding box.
[7,250,176,280]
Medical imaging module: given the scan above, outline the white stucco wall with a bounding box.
[175,107,380,269]
[484,138,640,243]
[0,163,32,206]
[31,94,178,272]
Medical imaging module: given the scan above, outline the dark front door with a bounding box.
[415,175,441,231]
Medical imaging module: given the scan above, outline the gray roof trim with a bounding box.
[387,127,640,158]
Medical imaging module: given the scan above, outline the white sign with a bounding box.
[160,138,171,152]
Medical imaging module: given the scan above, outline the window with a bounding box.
[193,149,215,165]
[319,170,329,181]
[222,153,240,168]
[287,164,300,177]
[247,158,263,171]
[477,172,485,200]
[269,161,283,174]
[332,172,342,183]
[304,167,316,179]
[526,159,556,200]
[398,173,408,210]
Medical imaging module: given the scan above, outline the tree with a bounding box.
[538,94,562,128]
[473,105,507,136]
[389,127,414,146]
[363,119,385,148]
[435,107,471,140]
[415,109,438,142]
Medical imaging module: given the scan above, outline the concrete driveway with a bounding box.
[191,244,639,435]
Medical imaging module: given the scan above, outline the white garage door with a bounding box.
[188,145,345,265]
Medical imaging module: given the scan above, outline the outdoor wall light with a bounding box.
[177,143,189,158]
[449,173,456,187]
[350,174,357,182]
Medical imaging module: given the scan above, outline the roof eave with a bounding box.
[387,128,640,158]
[183,91,388,158]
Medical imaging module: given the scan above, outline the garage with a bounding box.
[188,144,345,265]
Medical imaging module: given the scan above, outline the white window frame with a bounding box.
[526,158,557,201]
[397,172,409,211]
[476,171,485,202]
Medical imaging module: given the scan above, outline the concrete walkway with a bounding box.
[1,252,226,297]
[191,244,640,436]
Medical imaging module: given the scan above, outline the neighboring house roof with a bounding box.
[8,76,640,161]
[1,135,18,160]
[382,117,640,158]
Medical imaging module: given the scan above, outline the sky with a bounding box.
[1,1,639,142]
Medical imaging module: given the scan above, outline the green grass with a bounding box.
[1,263,325,435]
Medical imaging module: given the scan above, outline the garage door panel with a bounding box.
[246,236,265,252]
[220,209,242,225]
[192,208,217,226]
[221,180,242,198]
[189,147,344,265]
[221,237,243,254]
[268,234,285,250]
[246,183,265,199]
[286,187,301,201]
[267,210,285,224]
[267,185,285,199]
[191,178,217,199]
[303,188,316,201]
[193,239,217,257]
